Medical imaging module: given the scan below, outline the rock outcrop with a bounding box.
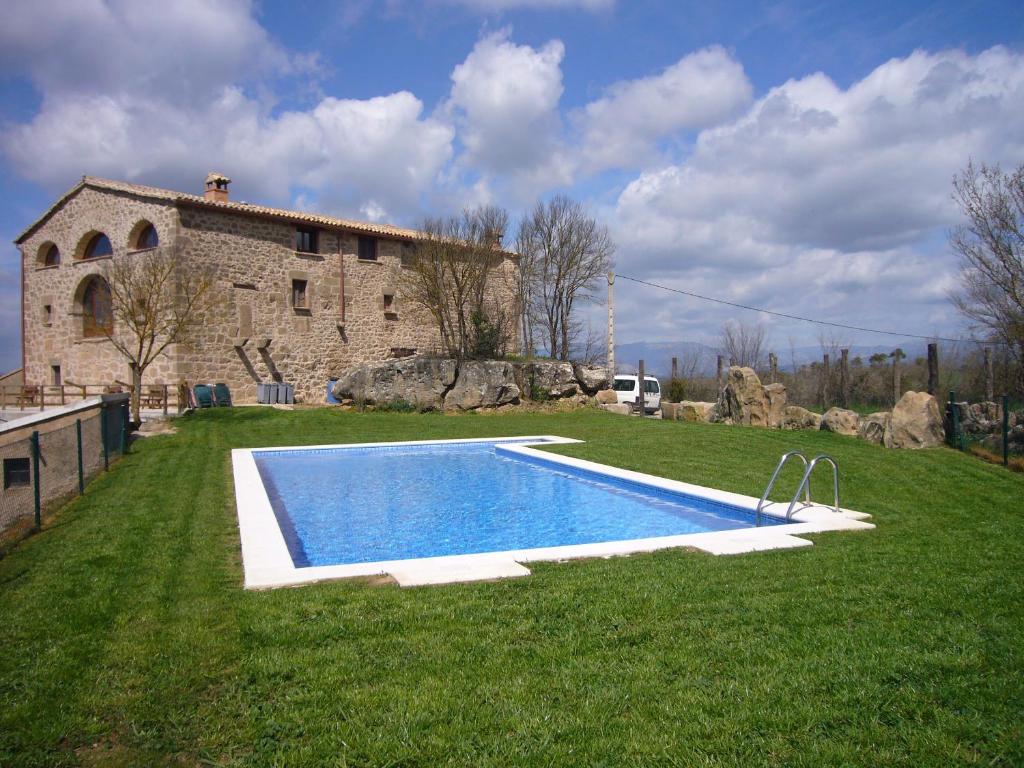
[572,363,610,394]
[782,406,822,431]
[719,367,770,426]
[884,391,945,449]
[333,356,607,411]
[763,383,787,428]
[679,401,717,423]
[332,356,458,410]
[600,403,631,416]
[821,407,860,436]
[595,389,618,405]
[857,412,890,445]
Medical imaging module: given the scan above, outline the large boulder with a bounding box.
[885,391,945,449]
[782,406,822,431]
[595,389,618,405]
[523,360,579,399]
[679,401,717,423]
[858,412,890,445]
[720,367,769,426]
[572,363,610,395]
[821,407,860,436]
[661,402,681,421]
[763,383,787,428]
[600,403,632,416]
[332,356,458,410]
[446,360,520,410]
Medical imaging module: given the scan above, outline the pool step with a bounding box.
[389,557,532,587]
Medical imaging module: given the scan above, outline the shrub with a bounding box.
[666,377,687,403]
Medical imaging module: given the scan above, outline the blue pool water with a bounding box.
[253,440,784,567]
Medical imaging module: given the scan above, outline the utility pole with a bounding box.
[607,272,615,380]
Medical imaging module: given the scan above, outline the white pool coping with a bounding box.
[231,436,874,589]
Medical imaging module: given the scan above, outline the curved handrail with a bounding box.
[785,454,840,520]
[756,451,810,525]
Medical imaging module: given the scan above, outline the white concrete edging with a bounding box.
[231,435,874,589]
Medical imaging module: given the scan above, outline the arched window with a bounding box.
[39,243,60,266]
[82,277,113,337]
[133,223,159,250]
[83,233,113,259]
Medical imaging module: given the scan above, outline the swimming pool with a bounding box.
[232,436,873,588]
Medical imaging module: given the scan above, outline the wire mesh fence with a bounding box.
[1,394,130,550]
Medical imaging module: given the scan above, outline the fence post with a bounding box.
[768,352,778,384]
[1003,394,1010,467]
[76,418,84,493]
[120,401,129,455]
[985,348,995,402]
[821,354,831,410]
[671,357,678,381]
[163,384,169,416]
[101,404,109,471]
[891,351,903,406]
[927,343,939,396]
[717,355,725,393]
[637,359,646,415]
[31,430,41,529]
[839,349,850,408]
[948,391,961,450]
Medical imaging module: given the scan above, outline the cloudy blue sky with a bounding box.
[2,0,1023,371]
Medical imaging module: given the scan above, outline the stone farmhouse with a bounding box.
[15,174,519,404]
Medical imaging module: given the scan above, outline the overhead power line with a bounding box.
[613,273,1001,346]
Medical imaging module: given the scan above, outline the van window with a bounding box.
[645,380,660,394]
[612,378,635,392]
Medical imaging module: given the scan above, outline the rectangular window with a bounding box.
[51,365,61,386]
[291,279,308,309]
[357,236,378,261]
[383,294,394,312]
[43,304,52,326]
[295,227,319,254]
[4,457,30,489]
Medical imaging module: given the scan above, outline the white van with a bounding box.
[611,375,661,413]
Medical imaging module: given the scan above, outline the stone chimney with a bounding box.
[204,172,231,203]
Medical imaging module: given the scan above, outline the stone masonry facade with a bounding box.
[17,176,519,403]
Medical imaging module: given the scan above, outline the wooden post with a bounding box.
[891,349,904,406]
[717,355,725,394]
[163,384,169,416]
[606,273,615,380]
[840,348,849,409]
[927,342,939,396]
[60,385,66,406]
[768,352,778,384]
[40,385,45,411]
[671,356,679,381]
[984,347,994,402]
[821,354,831,410]
[637,359,646,415]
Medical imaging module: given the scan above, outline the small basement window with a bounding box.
[296,226,319,254]
[43,304,53,326]
[291,279,308,309]
[4,457,31,489]
[383,293,394,313]
[357,236,377,261]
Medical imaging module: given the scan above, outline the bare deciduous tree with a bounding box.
[100,247,212,423]
[517,195,614,361]
[719,319,767,369]
[400,207,513,359]
[949,160,1024,394]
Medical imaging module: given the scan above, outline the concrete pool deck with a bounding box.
[231,436,874,589]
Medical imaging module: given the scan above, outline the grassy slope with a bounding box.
[0,408,1021,767]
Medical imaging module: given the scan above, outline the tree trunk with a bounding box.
[130,363,142,426]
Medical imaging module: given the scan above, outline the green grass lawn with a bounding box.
[1,407,1022,767]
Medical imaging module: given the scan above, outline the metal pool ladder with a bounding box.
[756,451,841,524]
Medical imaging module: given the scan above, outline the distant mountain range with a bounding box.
[612,341,902,379]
